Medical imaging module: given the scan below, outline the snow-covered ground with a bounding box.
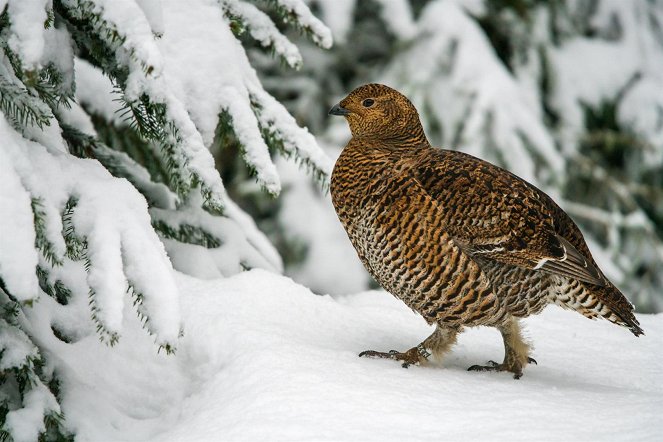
[57,270,661,441]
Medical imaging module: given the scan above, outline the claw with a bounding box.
[468,361,499,372]
[359,350,391,359]
[528,357,537,365]
[359,347,422,368]
[467,364,493,372]
[467,359,527,379]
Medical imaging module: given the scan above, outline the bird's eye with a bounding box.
[362,99,375,108]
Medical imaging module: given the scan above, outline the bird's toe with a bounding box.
[467,364,496,372]
[467,360,526,379]
[467,360,500,372]
[359,350,391,359]
[359,347,423,368]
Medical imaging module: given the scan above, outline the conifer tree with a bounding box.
[0,0,331,439]
[261,0,663,311]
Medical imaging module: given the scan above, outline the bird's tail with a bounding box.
[552,280,644,336]
[594,283,644,336]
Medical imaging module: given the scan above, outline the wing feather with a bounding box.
[538,235,605,285]
[409,149,605,285]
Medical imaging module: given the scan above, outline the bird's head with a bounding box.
[329,83,428,146]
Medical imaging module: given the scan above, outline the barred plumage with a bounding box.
[329,83,643,378]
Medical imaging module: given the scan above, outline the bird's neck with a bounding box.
[354,119,430,150]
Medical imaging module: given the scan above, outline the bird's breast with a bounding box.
[330,145,394,227]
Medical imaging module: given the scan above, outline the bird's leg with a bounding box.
[359,325,459,368]
[468,318,535,379]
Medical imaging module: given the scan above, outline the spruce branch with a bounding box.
[0,32,73,114]
[114,96,192,198]
[218,0,303,69]
[61,197,86,262]
[61,197,119,347]
[87,284,120,347]
[152,220,222,249]
[57,0,225,211]
[36,266,71,306]
[0,74,53,130]
[31,199,64,268]
[89,110,171,184]
[59,123,177,209]
[249,98,330,190]
[214,107,283,197]
[127,284,176,355]
[55,0,153,78]
[259,0,332,49]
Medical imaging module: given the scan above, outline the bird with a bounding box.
[328,83,643,379]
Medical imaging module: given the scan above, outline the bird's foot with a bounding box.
[359,346,428,368]
[467,357,537,379]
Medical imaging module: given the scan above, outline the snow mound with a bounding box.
[60,270,661,441]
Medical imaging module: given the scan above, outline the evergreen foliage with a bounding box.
[0,0,330,439]
[256,0,663,309]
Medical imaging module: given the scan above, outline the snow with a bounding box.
[273,0,333,49]
[221,0,303,68]
[0,319,38,370]
[316,0,417,44]
[314,0,356,44]
[74,58,126,126]
[248,84,334,178]
[382,0,562,184]
[2,1,661,440]
[6,0,49,69]
[70,0,333,198]
[550,0,663,162]
[375,0,417,40]
[66,0,320,281]
[135,0,164,36]
[41,25,75,95]
[48,270,661,441]
[0,141,40,301]
[0,111,181,346]
[4,383,60,442]
[151,193,283,278]
[276,153,370,295]
[62,0,227,205]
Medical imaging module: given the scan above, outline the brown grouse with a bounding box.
[329,83,643,378]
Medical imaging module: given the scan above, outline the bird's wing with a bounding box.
[408,149,605,286]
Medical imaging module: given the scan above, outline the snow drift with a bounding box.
[55,270,661,441]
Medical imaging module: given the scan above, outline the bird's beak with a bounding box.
[328,103,350,116]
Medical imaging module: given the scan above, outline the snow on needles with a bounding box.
[382,0,562,184]
[63,0,330,275]
[157,0,332,194]
[220,0,304,69]
[274,0,333,49]
[0,144,40,302]
[5,383,60,442]
[0,113,181,346]
[67,0,331,197]
[66,0,227,204]
[550,0,663,163]
[5,0,49,69]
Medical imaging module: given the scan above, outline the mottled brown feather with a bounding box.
[411,149,605,285]
[330,83,643,337]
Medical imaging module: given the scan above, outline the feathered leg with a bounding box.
[468,317,536,379]
[359,325,459,368]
